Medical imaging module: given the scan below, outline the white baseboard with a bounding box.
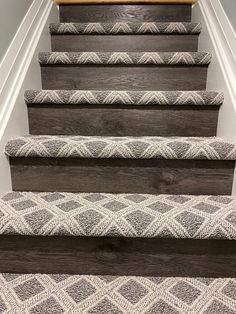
[0,0,59,196]
[192,0,236,195]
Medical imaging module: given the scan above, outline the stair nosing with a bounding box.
[49,22,201,35]
[24,90,224,106]
[5,136,236,160]
[38,52,211,66]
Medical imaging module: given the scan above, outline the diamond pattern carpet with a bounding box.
[1,192,236,239]
[0,274,235,313]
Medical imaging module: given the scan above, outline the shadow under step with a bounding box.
[39,52,211,90]
[50,22,201,52]
[25,90,223,136]
[5,136,236,194]
[59,4,192,23]
[0,191,236,277]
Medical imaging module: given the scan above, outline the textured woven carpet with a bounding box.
[38,52,211,65]
[1,192,236,239]
[24,90,224,106]
[5,136,236,159]
[49,22,201,35]
[0,274,235,313]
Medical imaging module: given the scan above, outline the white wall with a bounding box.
[220,0,236,31]
[192,0,236,194]
[0,0,58,196]
[0,0,34,63]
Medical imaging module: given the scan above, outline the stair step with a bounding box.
[59,4,192,23]
[25,90,223,106]
[5,136,236,159]
[50,22,201,35]
[0,274,235,313]
[5,136,236,194]
[50,23,201,52]
[1,191,236,240]
[40,52,210,90]
[39,51,211,65]
[25,90,222,136]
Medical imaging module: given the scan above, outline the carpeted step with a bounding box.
[5,136,236,194]
[39,51,211,65]
[25,90,223,106]
[25,90,222,137]
[1,191,236,240]
[50,22,201,34]
[5,136,236,159]
[39,52,211,90]
[0,273,235,313]
[50,23,201,52]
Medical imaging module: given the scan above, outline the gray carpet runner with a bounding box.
[1,192,236,239]
[25,90,224,106]
[38,52,211,65]
[5,136,236,160]
[50,22,201,35]
[0,274,235,313]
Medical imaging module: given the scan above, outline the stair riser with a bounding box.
[59,5,192,23]
[51,35,199,52]
[10,158,234,195]
[1,236,236,277]
[28,105,219,137]
[41,66,208,90]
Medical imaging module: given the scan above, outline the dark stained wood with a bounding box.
[0,235,236,277]
[28,104,219,137]
[51,35,199,52]
[41,66,208,90]
[59,4,192,23]
[10,158,234,195]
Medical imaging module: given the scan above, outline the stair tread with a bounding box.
[39,51,211,65]
[1,192,236,240]
[25,90,223,106]
[50,22,201,35]
[5,136,236,160]
[0,273,235,313]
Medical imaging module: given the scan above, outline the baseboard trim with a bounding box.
[0,0,53,140]
[0,0,58,196]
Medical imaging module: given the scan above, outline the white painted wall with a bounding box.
[0,0,34,63]
[220,0,236,31]
[192,0,236,194]
[0,0,59,196]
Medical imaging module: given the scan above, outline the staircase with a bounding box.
[0,1,236,312]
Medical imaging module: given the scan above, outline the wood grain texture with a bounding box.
[28,105,219,137]
[0,235,235,277]
[51,35,199,52]
[10,158,234,195]
[41,66,208,91]
[55,0,197,4]
[59,4,192,23]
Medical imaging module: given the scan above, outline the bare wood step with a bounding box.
[25,90,223,136]
[55,0,198,4]
[39,52,211,90]
[59,4,192,23]
[5,136,236,194]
